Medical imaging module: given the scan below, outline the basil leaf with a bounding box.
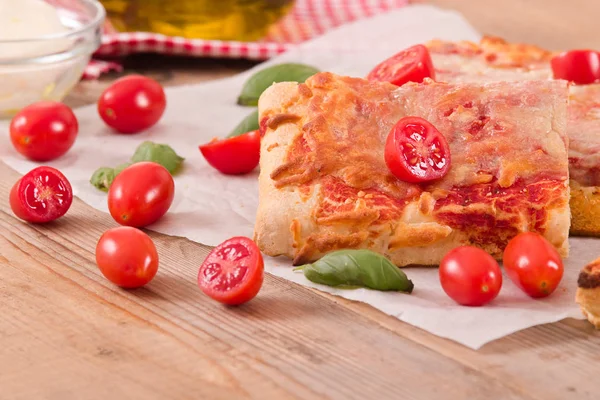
[228,109,259,138]
[131,141,184,174]
[297,249,414,293]
[237,63,320,106]
[90,167,115,192]
[90,142,184,192]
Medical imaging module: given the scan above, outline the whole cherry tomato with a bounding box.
[10,101,78,161]
[439,246,502,306]
[551,50,600,84]
[96,226,159,288]
[108,162,175,228]
[367,44,435,86]
[199,130,260,175]
[198,236,264,305]
[10,166,73,223]
[503,232,564,298]
[98,75,166,134]
[385,116,451,183]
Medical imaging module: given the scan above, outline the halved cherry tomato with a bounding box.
[10,166,73,223]
[10,101,78,162]
[96,226,159,288]
[108,162,175,228]
[98,75,166,134]
[551,50,600,84]
[199,130,260,175]
[367,45,435,86]
[503,232,564,298]
[439,246,502,306]
[198,236,264,305]
[385,116,451,183]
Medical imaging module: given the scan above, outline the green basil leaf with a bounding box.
[89,167,115,192]
[237,63,320,106]
[228,109,259,138]
[297,249,414,293]
[90,142,184,192]
[131,141,184,174]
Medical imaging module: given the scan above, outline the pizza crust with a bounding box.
[570,183,600,236]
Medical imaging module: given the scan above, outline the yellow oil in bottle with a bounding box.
[99,0,295,41]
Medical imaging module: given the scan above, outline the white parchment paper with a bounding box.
[0,5,592,349]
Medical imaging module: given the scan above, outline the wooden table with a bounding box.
[1,1,600,399]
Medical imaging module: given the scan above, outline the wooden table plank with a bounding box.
[0,168,531,400]
[2,1,600,398]
[424,0,600,50]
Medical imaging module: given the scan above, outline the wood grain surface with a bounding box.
[1,1,600,399]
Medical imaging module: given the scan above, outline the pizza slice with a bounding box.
[567,85,600,235]
[427,36,553,83]
[577,257,600,328]
[254,73,570,266]
[426,37,600,236]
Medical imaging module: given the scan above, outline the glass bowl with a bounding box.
[0,0,105,119]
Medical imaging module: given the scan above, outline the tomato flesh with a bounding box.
[551,50,600,84]
[198,237,264,305]
[10,101,78,162]
[367,45,435,86]
[108,162,175,228]
[385,116,451,183]
[96,227,159,288]
[98,75,166,134]
[439,246,502,306]
[503,232,564,298]
[10,166,73,223]
[199,130,260,175]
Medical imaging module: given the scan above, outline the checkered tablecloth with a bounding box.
[84,0,409,79]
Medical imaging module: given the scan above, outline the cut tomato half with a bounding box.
[10,166,73,223]
[367,45,435,86]
[198,237,264,305]
[384,116,451,183]
[199,130,260,175]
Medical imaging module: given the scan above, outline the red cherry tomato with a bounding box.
[198,236,264,305]
[96,227,159,288]
[10,101,78,162]
[98,75,166,134]
[551,50,600,84]
[199,130,260,175]
[108,162,175,228]
[385,116,451,183]
[503,232,564,298]
[10,166,73,223]
[367,45,435,86]
[439,246,502,306]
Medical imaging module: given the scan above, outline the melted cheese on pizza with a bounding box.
[427,36,553,83]
[255,73,569,266]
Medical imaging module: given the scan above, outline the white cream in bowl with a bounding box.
[0,0,100,117]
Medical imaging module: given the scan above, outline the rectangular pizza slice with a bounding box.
[568,84,600,235]
[427,36,600,236]
[254,72,570,267]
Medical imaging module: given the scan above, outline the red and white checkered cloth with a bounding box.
[84,0,409,79]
